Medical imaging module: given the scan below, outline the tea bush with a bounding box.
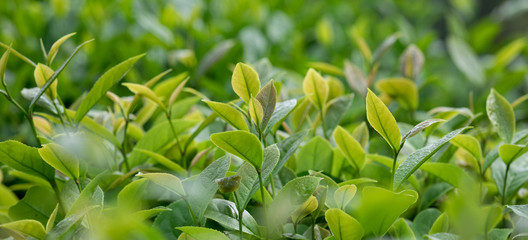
[1,1,528,240]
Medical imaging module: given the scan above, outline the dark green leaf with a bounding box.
[0,140,54,183]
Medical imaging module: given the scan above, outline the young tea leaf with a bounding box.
[139,172,186,196]
[46,32,76,64]
[393,127,468,189]
[0,219,46,240]
[399,44,425,79]
[487,89,515,143]
[204,100,249,131]
[334,184,357,209]
[74,54,145,123]
[34,63,58,99]
[402,119,446,144]
[498,143,528,165]
[450,134,482,162]
[344,60,367,96]
[375,78,418,110]
[303,68,329,111]
[122,83,166,110]
[333,126,365,171]
[176,226,230,240]
[210,130,263,169]
[38,143,80,180]
[256,80,277,129]
[447,37,484,85]
[325,208,364,240]
[231,62,260,103]
[366,89,401,152]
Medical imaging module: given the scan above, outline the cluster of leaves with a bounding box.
[2,0,528,143]
[1,29,528,240]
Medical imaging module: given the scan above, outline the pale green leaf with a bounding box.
[75,54,145,123]
[447,37,484,85]
[176,226,229,240]
[140,172,185,196]
[334,184,357,209]
[499,143,528,165]
[38,143,79,180]
[34,63,58,99]
[450,134,482,161]
[249,97,263,127]
[123,82,166,110]
[325,208,364,240]
[303,68,328,110]
[204,100,249,131]
[47,32,76,64]
[366,89,401,152]
[487,89,515,143]
[333,126,365,171]
[375,78,418,110]
[1,220,46,240]
[231,62,260,103]
[210,130,263,169]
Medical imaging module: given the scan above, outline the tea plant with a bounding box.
[0,30,528,240]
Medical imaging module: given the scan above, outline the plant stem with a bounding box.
[311,215,316,240]
[50,179,66,216]
[269,175,276,197]
[183,196,199,226]
[166,112,185,167]
[502,164,510,205]
[257,169,269,239]
[233,192,243,240]
[319,110,329,139]
[120,118,130,172]
[391,147,401,189]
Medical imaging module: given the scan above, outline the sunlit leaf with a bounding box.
[231,62,260,103]
[210,130,263,169]
[366,89,401,152]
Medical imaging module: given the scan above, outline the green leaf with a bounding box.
[204,100,249,131]
[296,136,333,174]
[45,204,59,232]
[308,62,344,76]
[484,205,503,233]
[344,60,367,96]
[128,119,197,167]
[210,130,263,169]
[264,99,297,134]
[130,206,172,221]
[426,233,460,240]
[429,213,449,234]
[393,127,467,189]
[352,122,369,148]
[447,37,484,85]
[249,97,264,127]
[334,184,357,209]
[493,38,526,70]
[486,89,515,143]
[154,199,195,239]
[34,63,58,99]
[354,186,418,236]
[46,205,98,240]
[366,88,401,152]
[46,32,76,64]
[204,199,260,237]
[322,94,353,137]
[375,78,418,110]
[236,144,279,210]
[0,46,11,84]
[506,204,528,219]
[0,219,46,240]
[38,143,80,180]
[412,208,442,238]
[303,68,328,110]
[133,149,186,175]
[291,195,318,224]
[139,172,185,196]
[256,80,276,129]
[9,186,57,225]
[0,140,54,182]
[325,208,364,240]
[399,44,425,79]
[450,134,482,162]
[231,62,260,103]
[184,156,230,222]
[372,33,399,63]
[176,226,229,240]
[74,54,145,123]
[392,218,416,240]
[498,143,528,165]
[333,126,365,171]
[488,228,512,240]
[268,176,322,230]
[273,130,307,175]
[402,119,446,144]
[0,184,18,207]
[122,82,166,110]
[420,162,475,189]
[67,174,104,216]
[420,183,453,211]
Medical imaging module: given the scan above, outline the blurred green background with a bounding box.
[1,0,527,143]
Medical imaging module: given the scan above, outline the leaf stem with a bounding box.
[502,164,510,205]
[319,110,329,139]
[391,147,402,189]
[257,169,269,239]
[233,192,243,240]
